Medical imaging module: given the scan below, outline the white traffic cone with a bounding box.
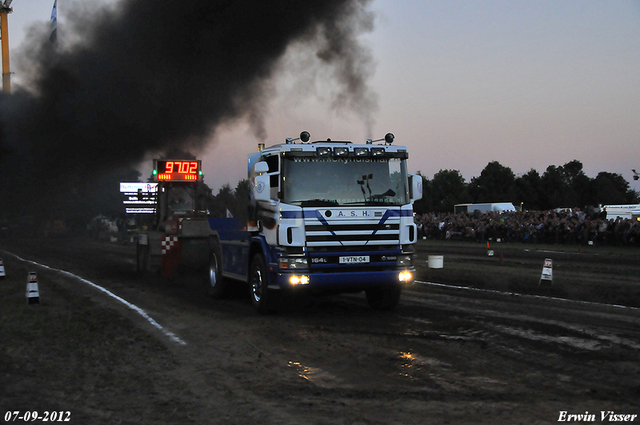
[0,258,5,279]
[26,271,40,304]
[487,241,494,257]
[539,258,553,286]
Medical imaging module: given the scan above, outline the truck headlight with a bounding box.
[279,256,308,270]
[398,271,413,282]
[396,255,413,267]
[290,275,310,285]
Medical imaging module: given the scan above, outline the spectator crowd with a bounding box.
[415,208,640,247]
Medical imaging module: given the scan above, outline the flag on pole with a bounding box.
[49,0,57,44]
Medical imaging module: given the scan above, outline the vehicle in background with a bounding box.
[135,160,211,278]
[454,202,516,214]
[601,204,640,220]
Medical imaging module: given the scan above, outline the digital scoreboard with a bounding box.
[153,160,203,182]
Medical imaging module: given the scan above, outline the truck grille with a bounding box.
[304,221,400,248]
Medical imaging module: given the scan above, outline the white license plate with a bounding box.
[339,255,370,264]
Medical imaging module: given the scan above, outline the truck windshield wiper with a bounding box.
[343,200,398,206]
[298,199,339,207]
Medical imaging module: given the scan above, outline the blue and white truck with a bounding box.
[207,132,422,313]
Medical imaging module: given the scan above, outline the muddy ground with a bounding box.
[1,236,639,424]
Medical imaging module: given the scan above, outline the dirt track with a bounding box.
[1,237,639,424]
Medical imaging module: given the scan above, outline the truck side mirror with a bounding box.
[409,174,423,202]
[253,161,271,202]
[254,161,269,174]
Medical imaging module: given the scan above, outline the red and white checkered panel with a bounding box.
[161,236,179,255]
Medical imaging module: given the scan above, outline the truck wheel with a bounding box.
[207,245,226,298]
[249,254,274,314]
[365,285,402,310]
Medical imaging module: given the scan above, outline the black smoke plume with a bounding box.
[0,0,377,223]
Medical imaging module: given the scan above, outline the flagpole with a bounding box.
[0,0,12,93]
[50,0,58,45]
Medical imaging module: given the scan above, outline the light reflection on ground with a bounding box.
[287,361,344,388]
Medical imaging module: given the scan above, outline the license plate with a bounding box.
[339,255,370,264]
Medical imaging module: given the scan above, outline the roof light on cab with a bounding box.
[316,147,332,157]
[334,147,349,157]
[354,147,369,157]
[371,147,385,157]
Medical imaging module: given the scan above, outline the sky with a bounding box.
[5,0,640,193]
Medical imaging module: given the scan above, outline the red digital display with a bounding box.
[154,160,202,182]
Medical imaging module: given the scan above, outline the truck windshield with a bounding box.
[168,186,195,215]
[282,156,410,206]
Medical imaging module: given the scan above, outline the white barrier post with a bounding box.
[0,258,5,279]
[428,255,444,269]
[26,271,40,304]
[539,258,553,286]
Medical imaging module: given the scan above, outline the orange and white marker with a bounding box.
[539,258,553,286]
[26,271,40,304]
[0,258,5,279]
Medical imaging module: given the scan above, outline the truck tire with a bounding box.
[207,243,226,298]
[249,254,274,314]
[365,285,402,310]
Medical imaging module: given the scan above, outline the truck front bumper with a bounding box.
[272,268,414,290]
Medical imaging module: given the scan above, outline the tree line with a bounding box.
[3,148,636,234]
[207,160,639,218]
[160,157,640,219]
[413,160,639,214]
[32,155,633,231]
